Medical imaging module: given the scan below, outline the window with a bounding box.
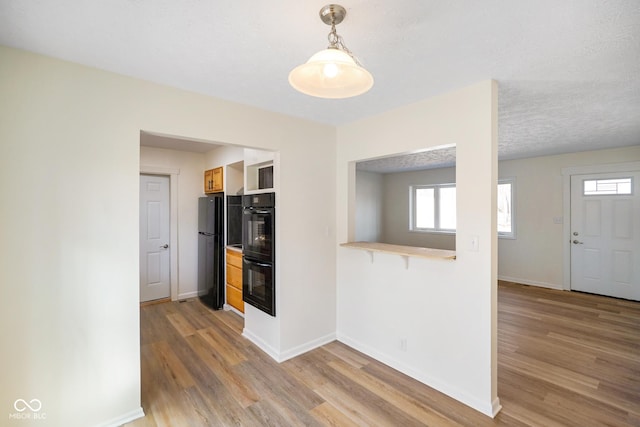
[411,184,456,232]
[410,178,515,238]
[583,178,632,195]
[497,179,515,238]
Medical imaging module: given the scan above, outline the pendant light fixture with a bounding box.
[289,4,374,99]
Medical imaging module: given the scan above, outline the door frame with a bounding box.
[140,166,180,301]
[561,160,640,291]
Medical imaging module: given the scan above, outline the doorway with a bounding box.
[567,168,640,300]
[140,174,171,302]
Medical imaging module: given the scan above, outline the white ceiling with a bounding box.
[1,1,639,171]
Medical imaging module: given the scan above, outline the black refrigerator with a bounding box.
[198,194,224,309]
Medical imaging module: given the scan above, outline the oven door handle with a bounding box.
[245,259,272,268]
[254,209,271,214]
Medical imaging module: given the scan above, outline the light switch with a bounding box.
[470,235,479,252]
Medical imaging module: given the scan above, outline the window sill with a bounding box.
[409,229,456,236]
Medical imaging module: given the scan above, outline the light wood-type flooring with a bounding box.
[126,281,640,426]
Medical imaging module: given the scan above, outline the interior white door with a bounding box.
[570,172,640,300]
[140,174,171,302]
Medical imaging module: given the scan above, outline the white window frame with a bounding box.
[409,178,516,239]
[582,177,633,196]
[410,183,456,234]
[497,177,516,239]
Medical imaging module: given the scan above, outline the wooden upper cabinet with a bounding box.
[204,167,224,193]
[204,169,213,193]
[212,167,223,192]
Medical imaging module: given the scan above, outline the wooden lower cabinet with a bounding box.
[226,248,243,313]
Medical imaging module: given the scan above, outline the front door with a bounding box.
[570,172,640,300]
[140,174,171,302]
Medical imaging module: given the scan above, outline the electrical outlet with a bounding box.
[400,338,407,351]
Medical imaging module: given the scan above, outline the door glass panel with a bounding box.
[584,178,632,195]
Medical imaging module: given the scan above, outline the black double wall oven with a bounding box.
[242,193,275,316]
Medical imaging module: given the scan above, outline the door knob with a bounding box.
[160,244,169,249]
[572,240,583,245]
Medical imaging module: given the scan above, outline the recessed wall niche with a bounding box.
[354,145,457,251]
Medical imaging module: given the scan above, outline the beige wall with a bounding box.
[355,171,384,242]
[499,145,640,288]
[336,80,500,416]
[0,45,336,426]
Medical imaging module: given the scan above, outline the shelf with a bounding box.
[340,242,456,269]
[245,160,273,193]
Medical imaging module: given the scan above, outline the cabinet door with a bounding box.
[226,249,242,268]
[226,284,244,312]
[204,169,213,193]
[212,167,224,192]
[227,264,242,289]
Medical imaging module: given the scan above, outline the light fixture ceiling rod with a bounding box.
[320,5,362,67]
[319,4,346,26]
[288,3,374,99]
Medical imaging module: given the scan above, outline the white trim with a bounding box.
[94,407,144,427]
[336,333,499,418]
[497,177,516,239]
[497,275,562,290]
[224,304,245,318]
[140,166,181,301]
[242,329,336,363]
[278,333,336,362]
[242,328,280,361]
[177,290,199,300]
[561,161,640,291]
[410,182,457,232]
[491,398,503,418]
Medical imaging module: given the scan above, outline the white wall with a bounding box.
[140,146,205,299]
[499,145,640,289]
[355,171,383,242]
[358,145,640,290]
[381,167,457,250]
[336,81,500,416]
[0,45,336,426]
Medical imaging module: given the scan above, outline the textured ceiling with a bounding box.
[357,147,458,173]
[1,1,639,171]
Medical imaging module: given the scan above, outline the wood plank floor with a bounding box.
[126,281,640,426]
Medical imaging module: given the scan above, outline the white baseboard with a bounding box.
[177,290,199,300]
[278,332,336,363]
[94,407,144,427]
[242,328,280,361]
[224,304,245,318]
[492,397,503,417]
[336,333,497,418]
[242,329,336,363]
[498,275,563,290]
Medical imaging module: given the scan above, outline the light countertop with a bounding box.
[340,242,456,260]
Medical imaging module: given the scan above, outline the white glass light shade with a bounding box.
[288,48,373,99]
